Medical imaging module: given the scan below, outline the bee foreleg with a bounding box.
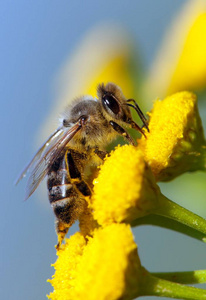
[109,121,135,145]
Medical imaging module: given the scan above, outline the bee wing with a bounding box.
[24,122,82,200]
[15,126,64,185]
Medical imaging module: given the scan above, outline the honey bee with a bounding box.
[16,83,149,249]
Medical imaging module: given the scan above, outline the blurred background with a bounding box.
[1,0,206,299]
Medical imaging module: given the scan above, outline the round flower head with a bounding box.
[48,232,86,300]
[92,145,160,226]
[138,91,205,181]
[48,224,142,300]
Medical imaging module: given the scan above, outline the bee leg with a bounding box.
[54,195,87,250]
[55,220,70,250]
[109,120,135,145]
[67,150,92,197]
[94,147,108,160]
[75,181,91,197]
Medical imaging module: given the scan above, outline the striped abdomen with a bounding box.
[47,150,91,247]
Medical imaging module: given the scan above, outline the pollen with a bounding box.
[47,232,86,300]
[48,224,142,300]
[138,91,205,181]
[92,145,160,226]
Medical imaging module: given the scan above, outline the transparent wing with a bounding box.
[24,122,82,200]
[15,126,63,185]
[18,122,82,200]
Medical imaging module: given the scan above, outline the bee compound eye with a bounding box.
[103,94,120,115]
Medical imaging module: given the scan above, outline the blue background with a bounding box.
[1,1,206,299]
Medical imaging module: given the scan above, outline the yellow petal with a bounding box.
[145,0,206,98]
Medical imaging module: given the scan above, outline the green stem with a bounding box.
[131,214,206,242]
[200,143,206,171]
[139,268,206,299]
[152,270,206,284]
[153,194,206,242]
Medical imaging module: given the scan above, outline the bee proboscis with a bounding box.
[16,83,149,249]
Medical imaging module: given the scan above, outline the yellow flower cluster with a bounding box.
[48,224,142,300]
[138,91,205,181]
[92,145,160,225]
[48,233,86,300]
[48,89,206,300]
[44,2,206,297]
[47,3,206,297]
[47,7,206,297]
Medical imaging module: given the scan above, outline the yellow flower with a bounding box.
[92,145,160,226]
[48,224,142,300]
[48,142,206,300]
[145,0,206,98]
[138,91,205,181]
[47,232,86,300]
[91,141,206,238]
[168,11,206,94]
[45,17,206,300]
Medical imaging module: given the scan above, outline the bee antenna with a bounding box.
[126,99,149,132]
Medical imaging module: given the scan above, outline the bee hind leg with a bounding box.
[55,220,70,250]
[54,197,87,250]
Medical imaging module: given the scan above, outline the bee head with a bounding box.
[97,82,132,125]
[97,82,149,137]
